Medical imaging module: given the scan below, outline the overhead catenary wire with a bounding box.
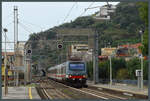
[2,30,14,51]
[62,2,77,23]
[18,21,41,40]
[3,12,14,22]
[79,2,95,17]
[3,21,14,28]
[61,2,94,25]
[18,21,35,34]
[19,19,44,31]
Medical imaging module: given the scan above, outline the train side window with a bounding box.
[61,67,63,74]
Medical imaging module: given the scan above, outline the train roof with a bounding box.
[48,61,86,70]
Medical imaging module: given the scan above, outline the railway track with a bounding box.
[36,80,71,99]
[36,78,130,100]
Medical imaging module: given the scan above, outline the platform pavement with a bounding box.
[2,86,41,99]
[87,81,148,96]
[30,87,41,99]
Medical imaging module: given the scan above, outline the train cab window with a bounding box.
[69,62,85,71]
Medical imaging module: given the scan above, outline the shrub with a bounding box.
[116,68,129,80]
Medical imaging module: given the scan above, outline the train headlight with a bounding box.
[66,75,69,78]
[66,75,72,78]
[83,75,86,78]
[69,75,72,78]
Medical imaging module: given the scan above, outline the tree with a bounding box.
[126,58,140,79]
[116,68,129,80]
[99,61,109,79]
[87,61,93,79]
[111,58,126,78]
[138,2,148,55]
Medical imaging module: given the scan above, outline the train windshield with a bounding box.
[69,62,85,71]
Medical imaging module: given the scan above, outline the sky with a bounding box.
[2,2,119,52]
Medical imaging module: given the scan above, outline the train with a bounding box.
[47,60,87,87]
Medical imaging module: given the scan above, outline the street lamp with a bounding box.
[108,41,113,86]
[109,55,112,86]
[139,30,144,42]
[139,29,144,90]
[3,28,8,95]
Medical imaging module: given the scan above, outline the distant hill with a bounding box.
[27,2,145,70]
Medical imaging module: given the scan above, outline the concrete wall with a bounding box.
[98,79,148,86]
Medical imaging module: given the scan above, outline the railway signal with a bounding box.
[27,49,32,54]
[57,44,63,49]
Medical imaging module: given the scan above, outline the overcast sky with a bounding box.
[2,2,119,52]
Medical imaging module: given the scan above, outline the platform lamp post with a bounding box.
[139,29,144,90]
[108,42,112,87]
[3,28,8,95]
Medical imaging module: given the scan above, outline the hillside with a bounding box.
[27,2,145,71]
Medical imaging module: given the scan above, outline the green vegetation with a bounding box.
[138,2,148,56]
[87,58,148,80]
[26,3,147,77]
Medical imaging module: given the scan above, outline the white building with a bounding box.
[94,4,116,20]
[68,44,92,61]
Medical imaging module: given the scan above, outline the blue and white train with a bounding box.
[47,61,87,87]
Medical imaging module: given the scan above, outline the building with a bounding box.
[2,52,14,81]
[14,41,26,67]
[117,43,142,57]
[24,41,32,83]
[99,43,142,61]
[94,4,116,20]
[99,48,117,61]
[101,47,117,56]
[13,41,26,86]
[68,44,92,61]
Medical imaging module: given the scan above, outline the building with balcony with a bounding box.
[68,44,92,61]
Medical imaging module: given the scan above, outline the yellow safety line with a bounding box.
[29,87,33,99]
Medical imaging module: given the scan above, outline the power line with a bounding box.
[18,22,34,34]
[3,12,14,22]
[19,19,44,31]
[2,31,14,50]
[62,2,77,23]
[79,2,95,17]
[18,22,41,40]
[3,21,13,28]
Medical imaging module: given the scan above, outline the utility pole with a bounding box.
[3,28,8,95]
[139,30,144,90]
[14,6,19,86]
[93,29,99,84]
[141,55,143,90]
[109,55,112,86]
[24,49,27,85]
[29,51,32,82]
[14,6,18,45]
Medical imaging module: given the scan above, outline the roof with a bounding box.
[98,55,108,58]
[2,52,14,56]
[119,43,142,49]
[101,48,117,50]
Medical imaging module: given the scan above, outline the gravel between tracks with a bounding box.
[36,78,130,100]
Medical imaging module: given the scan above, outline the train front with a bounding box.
[66,61,87,87]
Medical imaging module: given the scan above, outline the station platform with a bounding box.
[2,86,41,99]
[87,81,148,98]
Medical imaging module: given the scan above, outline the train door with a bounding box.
[58,66,61,80]
[56,68,59,79]
[59,65,61,80]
